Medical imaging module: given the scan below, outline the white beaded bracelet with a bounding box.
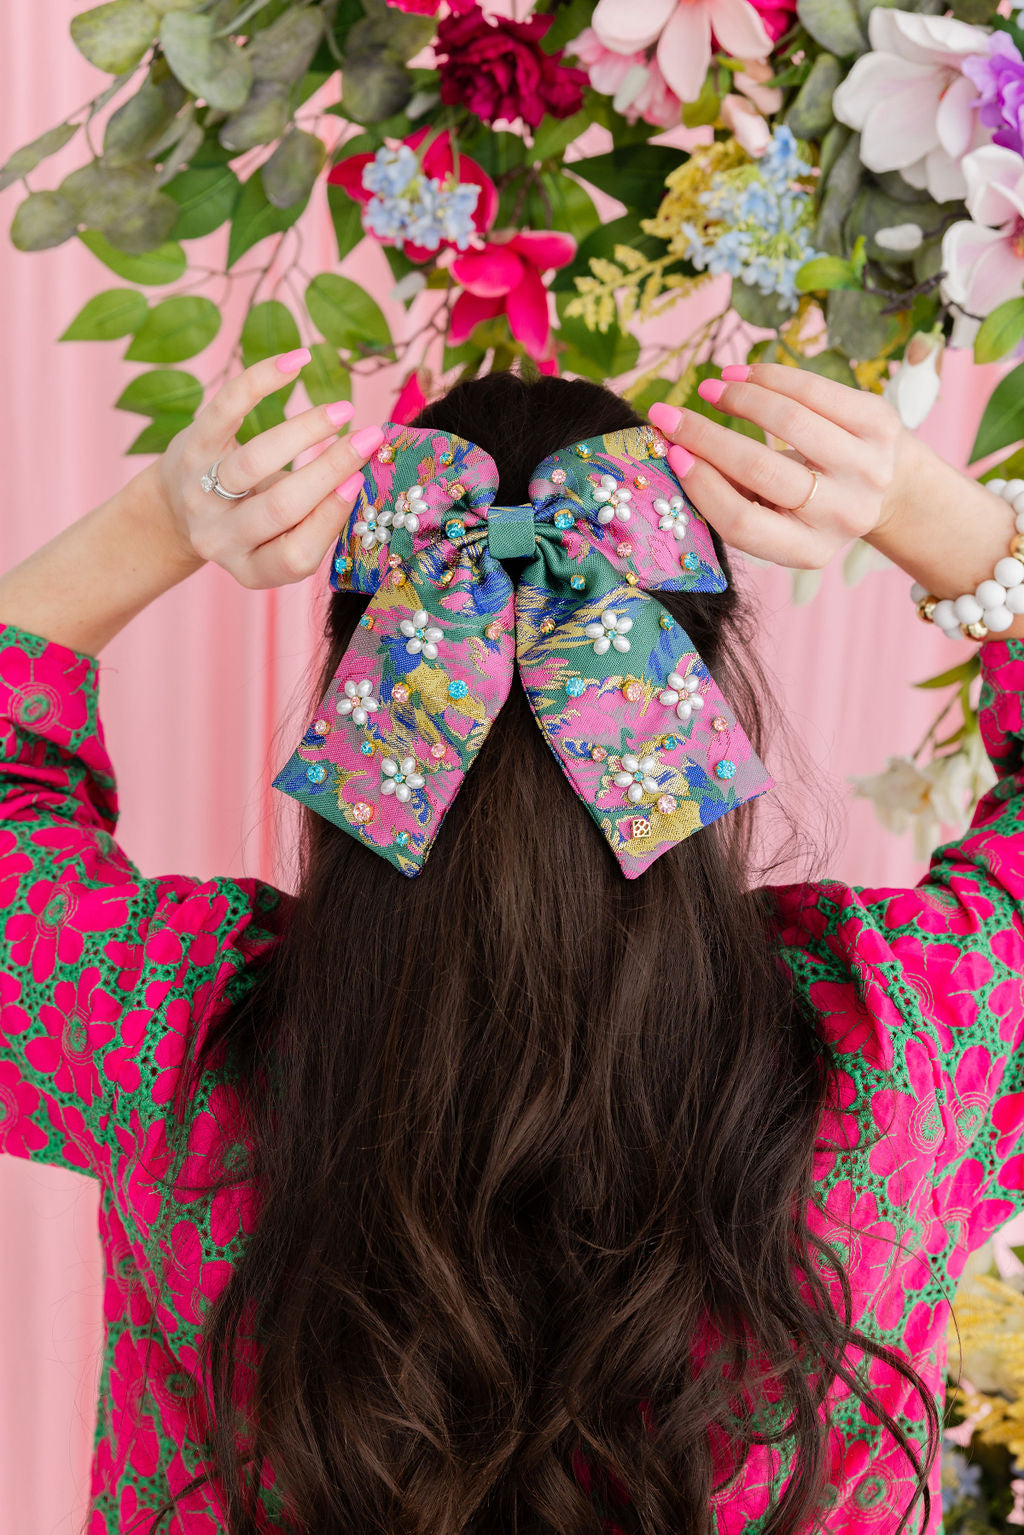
[911,476,1024,640]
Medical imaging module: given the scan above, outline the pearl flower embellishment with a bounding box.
[586,609,632,655]
[336,678,380,725]
[660,670,704,722]
[380,756,426,803]
[353,505,394,549]
[400,609,443,659]
[393,485,429,534]
[592,474,632,525]
[655,495,688,541]
[614,753,661,804]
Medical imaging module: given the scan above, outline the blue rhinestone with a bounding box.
[659,614,673,629]
[570,574,586,590]
[359,615,372,628]
[306,764,327,784]
[448,678,468,699]
[566,678,585,698]
[360,741,373,756]
[333,555,349,574]
[684,552,700,571]
[716,759,736,780]
[554,511,575,530]
[395,830,410,847]
[445,519,465,539]
[663,735,679,750]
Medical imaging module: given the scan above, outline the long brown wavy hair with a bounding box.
[148,371,940,1535]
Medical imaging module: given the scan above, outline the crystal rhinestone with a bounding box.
[715,759,736,780]
[683,552,700,572]
[590,745,607,761]
[625,572,639,586]
[662,735,679,750]
[621,680,643,703]
[360,741,373,756]
[554,511,575,530]
[565,678,584,698]
[306,764,327,784]
[200,472,214,493]
[540,617,556,634]
[392,571,407,586]
[445,519,465,539]
[570,574,586,590]
[659,614,673,629]
[656,794,678,814]
[430,741,447,759]
[450,482,466,499]
[333,554,351,574]
[388,552,402,569]
[392,684,410,704]
[440,569,454,586]
[630,816,652,839]
[648,436,668,458]
[394,830,410,847]
[575,445,592,459]
[378,444,395,463]
[485,621,502,640]
[551,468,567,484]
[448,678,468,699]
[359,615,374,629]
[634,474,650,488]
[616,541,632,557]
[313,720,330,736]
[351,800,375,825]
[438,450,454,467]
[711,715,727,732]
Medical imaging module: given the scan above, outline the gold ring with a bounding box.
[792,468,820,514]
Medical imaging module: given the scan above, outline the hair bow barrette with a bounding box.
[272,421,773,877]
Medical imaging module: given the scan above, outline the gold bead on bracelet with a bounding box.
[916,595,938,623]
[964,620,990,640]
[1011,533,1024,561]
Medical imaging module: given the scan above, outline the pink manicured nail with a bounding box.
[668,445,695,479]
[325,400,354,427]
[697,379,726,406]
[350,425,385,457]
[336,471,364,502]
[649,402,683,435]
[721,364,750,382]
[275,348,311,372]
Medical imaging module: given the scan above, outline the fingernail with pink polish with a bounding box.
[649,402,683,435]
[350,425,385,458]
[276,348,311,372]
[326,400,354,427]
[697,379,726,406]
[668,445,695,479]
[721,364,750,382]
[336,471,364,502]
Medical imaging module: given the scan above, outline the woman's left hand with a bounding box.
[153,350,384,590]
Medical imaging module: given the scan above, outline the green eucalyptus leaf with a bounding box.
[974,296,1024,365]
[154,117,205,185]
[60,287,148,341]
[816,130,863,255]
[730,282,793,330]
[124,293,220,361]
[346,2,436,61]
[0,123,78,194]
[826,287,902,359]
[237,390,287,445]
[79,228,185,283]
[103,72,187,164]
[794,254,858,292]
[555,298,639,379]
[796,349,858,386]
[300,342,351,406]
[786,53,840,138]
[848,184,946,262]
[240,300,301,365]
[160,12,253,112]
[340,51,412,123]
[327,181,365,262]
[218,79,291,152]
[571,145,687,218]
[71,0,159,74]
[165,162,242,239]
[226,172,305,266]
[116,367,202,416]
[532,110,589,162]
[969,362,1024,462]
[247,5,324,82]
[261,130,326,209]
[796,0,865,55]
[305,272,391,355]
[871,168,943,206]
[11,191,79,251]
[127,411,194,453]
[100,190,180,254]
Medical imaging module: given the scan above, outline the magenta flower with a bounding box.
[435,8,587,129]
[450,230,577,362]
[392,369,428,424]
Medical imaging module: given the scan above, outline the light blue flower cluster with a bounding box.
[678,127,824,310]
[939,1436,983,1516]
[362,145,480,253]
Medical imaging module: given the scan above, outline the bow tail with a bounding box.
[272,540,516,876]
[514,553,774,878]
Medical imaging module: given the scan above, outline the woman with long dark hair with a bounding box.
[1,356,1022,1535]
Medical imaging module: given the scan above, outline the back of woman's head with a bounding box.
[159,370,939,1535]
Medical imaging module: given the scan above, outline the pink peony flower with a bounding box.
[449,230,577,362]
[435,8,587,129]
[591,0,772,104]
[392,369,428,423]
[746,0,797,44]
[941,144,1024,319]
[567,28,681,127]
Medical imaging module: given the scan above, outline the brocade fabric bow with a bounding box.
[272,421,773,877]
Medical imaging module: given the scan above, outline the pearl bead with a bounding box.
[1013,497,1024,521]
[976,578,1007,609]
[932,598,957,630]
[954,593,984,625]
[985,604,1014,632]
[910,582,928,604]
[988,479,1007,495]
[1006,584,1024,614]
[1005,479,1024,498]
[995,556,1024,588]
[1015,510,1024,533]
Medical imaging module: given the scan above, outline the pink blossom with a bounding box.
[942,144,1024,319]
[450,229,577,362]
[567,28,682,127]
[392,369,428,423]
[721,92,772,155]
[591,0,772,104]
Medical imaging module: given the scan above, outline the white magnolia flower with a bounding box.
[850,744,990,860]
[336,678,380,725]
[941,145,1024,320]
[832,9,992,202]
[883,329,944,430]
[614,752,662,803]
[659,669,705,721]
[592,474,633,524]
[586,608,632,654]
[393,484,429,534]
[380,756,425,803]
[353,505,394,549]
[400,609,443,659]
[654,494,689,540]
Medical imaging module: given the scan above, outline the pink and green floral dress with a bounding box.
[2,617,1023,1534]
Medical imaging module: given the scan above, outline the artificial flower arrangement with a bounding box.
[3,0,1022,855]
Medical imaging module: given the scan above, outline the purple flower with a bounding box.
[963,32,1024,157]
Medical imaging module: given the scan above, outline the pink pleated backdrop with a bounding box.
[0,7,1016,1532]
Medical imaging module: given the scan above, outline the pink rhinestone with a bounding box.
[656,794,678,815]
[540,617,556,634]
[634,474,649,488]
[313,719,330,736]
[351,801,375,825]
[485,621,502,640]
[388,552,402,569]
[711,715,727,732]
[377,444,394,463]
[616,541,633,558]
[551,468,567,484]
[649,436,668,458]
[392,570,407,586]
[430,741,447,759]
[630,816,652,839]
[392,684,410,704]
[621,681,643,704]
[590,745,607,762]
